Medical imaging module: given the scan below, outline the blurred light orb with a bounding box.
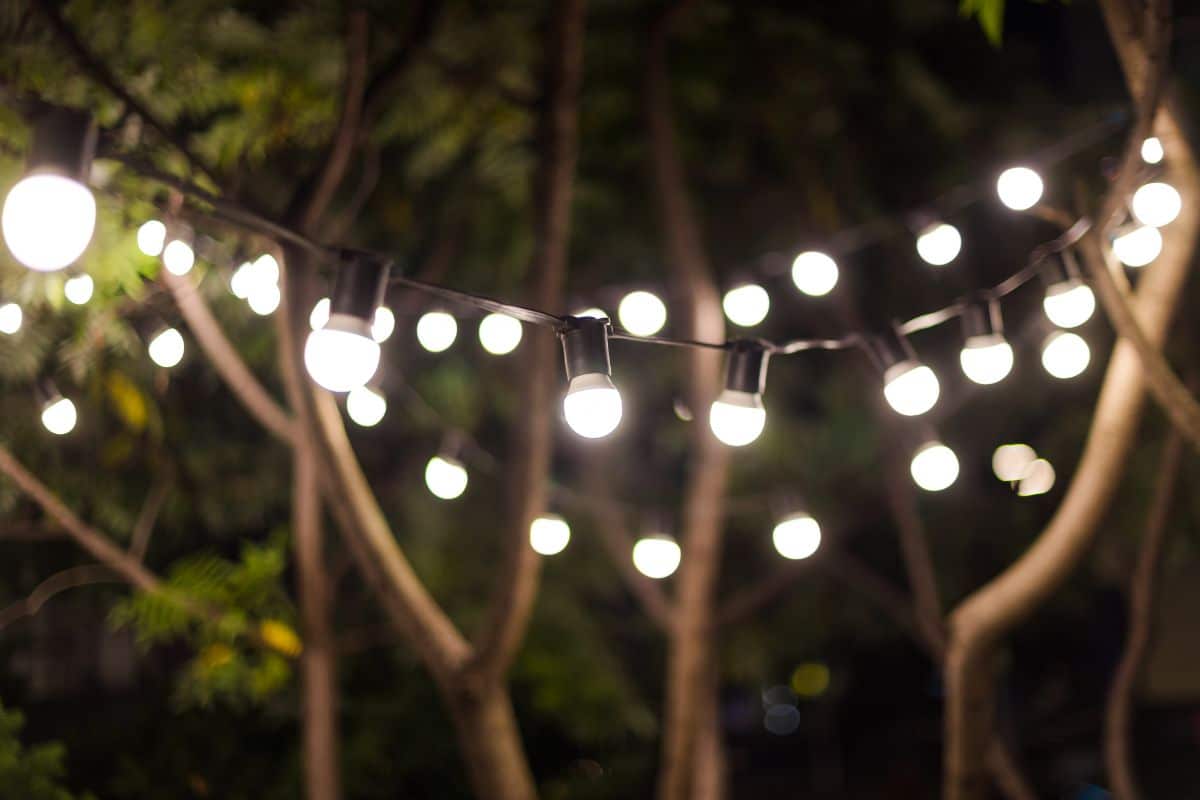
[346,385,387,428]
[632,534,681,579]
[1112,225,1162,267]
[772,513,821,560]
[3,174,95,271]
[722,283,770,327]
[915,222,962,266]
[1041,331,1090,379]
[791,662,831,698]
[1018,458,1056,496]
[992,443,1037,482]
[1131,182,1182,228]
[147,327,185,368]
[371,306,395,343]
[64,273,94,305]
[479,313,523,355]
[529,514,571,556]
[618,290,667,336]
[1042,281,1095,328]
[0,302,21,335]
[764,704,801,736]
[790,250,839,297]
[959,334,1014,385]
[883,362,940,416]
[162,238,195,276]
[253,253,279,284]
[416,311,458,353]
[137,219,167,257]
[41,396,77,435]
[304,326,380,392]
[709,390,766,447]
[564,374,623,439]
[1141,136,1164,165]
[425,455,468,500]
[247,282,281,316]
[910,442,959,492]
[309,297,331,331]
[996,166,1044,211]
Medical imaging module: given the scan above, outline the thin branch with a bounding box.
[362,0,443,123]
[128,472,171,562]
[322,143,381,243]
[0,565,120,631]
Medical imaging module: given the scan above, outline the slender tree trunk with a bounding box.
[444,682,539,800]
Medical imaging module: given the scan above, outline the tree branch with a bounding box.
[361,0,443,123]
[0,564,121,631]
[129,471,171,562]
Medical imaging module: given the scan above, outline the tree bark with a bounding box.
[445,683,539,800]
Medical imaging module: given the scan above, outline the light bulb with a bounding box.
[883,362,939,416]
[1042,281,1095,328]
[1017,458,1056,496]
[996,166,1044,211]
[253,254,279,284]
[371,306,395,343]
[147,327,185,368]
[304,322,381,392]
[1131,182,1181,228]
[1041,331,1090,379]
[632,535,681,579]
[617,290,667,336]
[40,396,77,435]
[416,311,458,352]
[992,443,1037,482]
[530,514,571,556]
[708,389,766,447]
[772,513,821,560]
[0,303,22,335]
[247,282,281,315]
[959,334,1013,385]
[910,442,959,492]
[479,313,522,355]
[563,373,622,438]
[137,220,167,257]
[162,239,195,276]
[232,256,278,299]
[64,273,94,305]
[722,284,770,327]
[309,298,331,331]
[915,222,962,266]
[425,455,468,500]
[346,385,387,427]
[1141,137,1164,165]
[573,307,608,320]
[2,174,96,271]
[1112,225,1162,267]
[791,251,839,297]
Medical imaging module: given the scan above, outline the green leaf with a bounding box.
[960,0,1005,46]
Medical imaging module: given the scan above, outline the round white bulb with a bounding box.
[791,251,839,297]
[530,514,571,556]
[772,513,821,560]
[1042,281,1095,328]
[563,373,622,439]
[137,219,167,257]
[252,254,279,284]
[41,396,77,435]
[573,307,608,320]
[1141,137,1164,165]
[304,323,381,392]
[1112,225,1162,267]
[992,443,1037,482]
[708,389,766,447]
[617,290,667,336]
[162,239,195,276]
[632,535,681,579]
[371,306,395,343]
[722,284,770,327]
[915,222,962,267]
[883,362,940,417]
[309,298,331,331]
[63,273,94,305]
[425,455,468,500]
[2,174,95,271]
[1017,458,1056,497]
[232,257,277,299]
[416,311,458,353]
[910,442,959,492]
[1041,331,1090,379]
[0,302,22,335]
[996,166,1044,211]
[346,385,387,428]
[959,334,1014,385]
[1131,182,1182,228]
[247,282,281,316]
[147,327,185,368]
[479,313,522,355]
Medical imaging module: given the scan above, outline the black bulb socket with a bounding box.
[724,340,769,395]
[27,107,96,182]
[561,316,612,381]
[330,249,392,323]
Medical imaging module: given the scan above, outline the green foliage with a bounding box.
[960,0,1006,45]
[0,702,92,800]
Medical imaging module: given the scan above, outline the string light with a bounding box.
[958,302,1013,385]
[63,273,94,305]
[39,385,77,435]
[617,290,667,336]
[875,331,939,417]
[560,317,623,439]
[996,166,1044,211]
[1111,225,1162,267]
[632,533,681,579]
[424,454,468,500]
[573,307,607,319]
[137,220,167,257]
[722,284,770,327]
[371,306,395,343]
[1130,182,1182,228]
[1041,255,1095,329]
[416,310,458,353]
[479,313,523,355]
[992,443,1037,482]
[1041,331,1090,379]
[709,341,768,447]
[346,385,387,427]
[309,298,330,330]
[910,441,959,491]
[529,514,571,556]
[790,251,838,297]
[161,228,196,276]
[304,251,389,392]
[915,222,962,266]
[771,513,821,560]
[0,302,22,335]
[1017,458,1056,496]
[1141,136,1164,165]
[147,327,185,368]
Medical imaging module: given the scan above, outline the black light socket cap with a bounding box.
[561,316,612,381]
[961,300,1003,340]
[27,107,96,182]
[724,340,769,395]
[330,249,392,321]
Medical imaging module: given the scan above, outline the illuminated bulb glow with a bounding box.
[232,256,278,300]
[992,443,1037,482]
[573,308,608,320]
[425,455,468,500]
[722,284,770,327]
[915,222,962,266]
[371,306,395,343]
[478,313,522,355]
[304,315,381,392]
[1018,458,1056,496]
[563,373,623,438]
[1042,331,1090,379]
[0,303,22,335]
[1042,281,1095,328]
[2,174,96,272]
[632,535,681,579]
[309,298,331,331]
[791,251,839,297]
[708,389,766,447]
[416,311,458,353]
[64,273,94,305]
[162,239,195,275]
[910,442,959,492]
[996,166,1044,211]
[137,220,167,257]
[346,385,387,427]
[617,291,667,336]
[883,362,940,416]
[147,327,185,368]
[959,334,1014,385]
[1141,137,1164,165]
[1112,225,1162,267]
[772,514,821,560]
[1131,182,1182,228]
[530,514,571,556]
[41,397,77,435]
[247,282,281,315]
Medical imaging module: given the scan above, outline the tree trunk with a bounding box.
[444,683,539,800]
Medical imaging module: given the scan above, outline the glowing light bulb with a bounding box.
[573,307,607,320]
[147,327,185,368]
[63,273,94,305]
[416,311,458,353]
[992,443,1037,482]
[304,322,381,392]
[1131,182,1182,228]
[1018,458,1056,496]
[996,166,1044,211]
[1042,281,1095,328]
[137,220,167,257]
[252,254,279,284]
[530,514,571,556]
[708,389,766,447]
[722,284,770,327]
[40,396,77,435]
[772,513,821,560]
[247,282,280,315]
[915,222,962,266]
[0,303,21,335]
[563,374,623,438]
[617,290,667,336]
[346,385,387,427]
[1041,331,1090,379]
[791,251,839,297]
[2,174,95,272]
[371,306,395,343]
[309,298,331,331]
[632,534,681,579]
[883,362,939,416]
[232,256,278,299]
[162,239,195,276]
[959,334,1014,385]
[424,455,468,500]
[479,313,523,355]
[1112,225,1162,267]
[910,442,959,492]
[1141,137,1164,165]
